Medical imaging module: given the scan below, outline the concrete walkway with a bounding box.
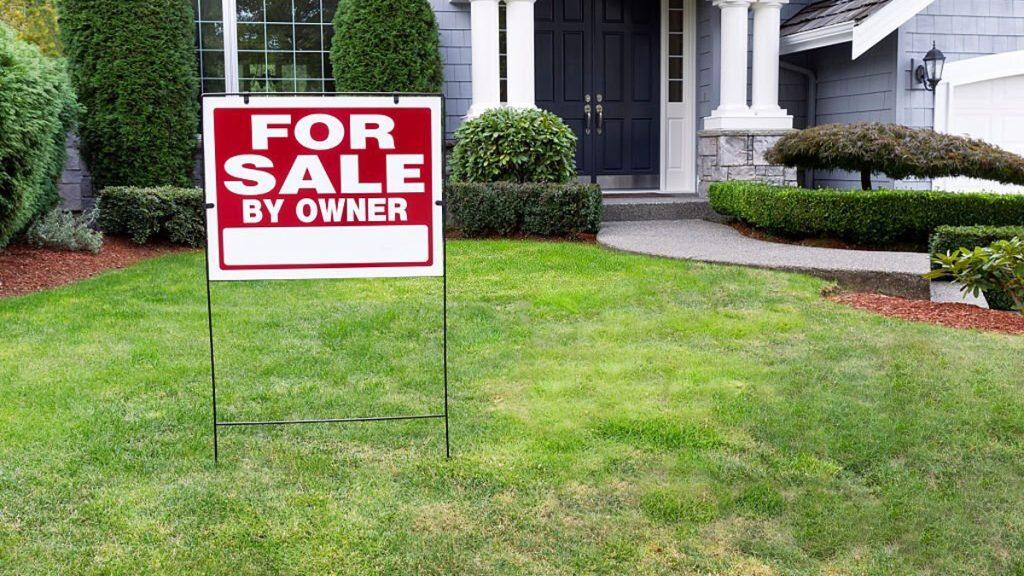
[599,219,934,299]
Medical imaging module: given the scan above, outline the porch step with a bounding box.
[602,193,717,223]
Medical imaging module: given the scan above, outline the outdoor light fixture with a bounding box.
[914,42,946,91]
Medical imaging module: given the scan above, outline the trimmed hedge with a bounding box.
[766,123,1024,190]
[0,22,77,248]
[447,182,602,238]
[330,0,443,93]
[58,0,198,189]
[929,225,1024,311]
[709,181,1024,248]
[97,186,204,246]
[450,108,578,184]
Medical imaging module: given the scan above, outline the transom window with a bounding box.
[194,0,339,94]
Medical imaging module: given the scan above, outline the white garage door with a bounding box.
[935,73,1024,194]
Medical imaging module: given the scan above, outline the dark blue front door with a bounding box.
[535,0,661,190]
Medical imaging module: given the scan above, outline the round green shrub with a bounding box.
[330,0,443,93]
[0,22,77,248]
[58,0,198,189]
[766,122,1024,190]
[450,108,578,184]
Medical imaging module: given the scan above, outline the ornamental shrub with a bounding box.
[58,0,198,189]
[450,108,578,184]
[929,225,1024,311]
[0,22,77,248]
[926,238,1024,313]
[25,208,103,253]
[447,182,602,238]
[331,0,443,93]
[709,181,1024,248]
[766,123,1024,190]
[98,186,204,246]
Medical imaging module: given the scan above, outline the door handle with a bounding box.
[584,103,592,135]
[595,103,604,135]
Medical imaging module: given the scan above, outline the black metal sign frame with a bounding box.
[200,92,450,463]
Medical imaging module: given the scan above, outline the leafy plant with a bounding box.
[58,0,198,189]
[766,123,1024,190]
[929,225,1024,310]
[447,182,602,238]
[0,0,60,56]
[709,181,1024,248]
[97,186,204,246]
[925,238,1024,313]
[450,108,578,184]
[0,22,77,249]
[24,208,102,253]
[330,0,443,93]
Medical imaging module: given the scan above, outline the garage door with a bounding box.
[935,73,1024,194]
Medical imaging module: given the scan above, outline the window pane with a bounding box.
[201,23,224,49]
[322,24,334,47]
[323,0,339,22]
[266,24,294,50]
[237,0,265,22]
[294,52,323,78]
[200,0,222,20]
[203,79,226,94]
[295,78,324,92]
[239,51,267,78]
[324,79,336,92]
[237,23,264,49]
[295,0,320,23]
[669,10,683,33]
[266,0,293,22]
[323,55,333,80]
[669,33,682,56]
[269,79,296,92]
[669,80,683,103]
[669,57,683,80]
[202,51,226,78]
[670,0,683,9]
[267,52,295,79]
[295,24,321,51]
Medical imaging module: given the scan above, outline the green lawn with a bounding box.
[2,240,1023,575]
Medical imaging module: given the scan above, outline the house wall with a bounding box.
[430,0,473,136]
[897,0,1024,130]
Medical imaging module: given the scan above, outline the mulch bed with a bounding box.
[829,292,1024,335]
[0,238,192,299]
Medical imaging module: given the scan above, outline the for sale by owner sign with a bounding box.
[202,95,444,281]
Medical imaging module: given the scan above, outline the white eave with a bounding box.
[780,0,935,59]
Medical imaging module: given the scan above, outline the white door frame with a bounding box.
[933,50,1024,192]
[659,0,698,193]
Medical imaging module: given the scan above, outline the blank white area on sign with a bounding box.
[222,226,429,267]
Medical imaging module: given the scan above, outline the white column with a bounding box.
[705,0,753,130]
[751,0,793,128]
[222,0,240,93]
[505,0,537,108]
[469,0,502,117]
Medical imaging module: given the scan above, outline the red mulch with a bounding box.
[0,238,193,299]
[830,292,1024,335]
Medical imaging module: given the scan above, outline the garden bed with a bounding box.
[0,238,190,299]
[830,292,1024,335]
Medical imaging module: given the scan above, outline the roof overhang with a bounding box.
[780,0,935,59]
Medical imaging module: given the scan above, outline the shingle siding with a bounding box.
[431,0,472,137]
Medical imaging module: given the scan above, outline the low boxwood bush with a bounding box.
[450,108,577,184]
[766,123,1024,190]
[710,181,1024,248]
[447,182,602,238]
[0,22,77,248]
[97,186,204,246]
[330,0,443,93]
[59,0,198,189]
[24,208,103,253]
[929,225,1024,311]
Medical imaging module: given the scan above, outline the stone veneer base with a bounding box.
[697,129,798,197]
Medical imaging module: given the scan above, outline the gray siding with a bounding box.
[898,0,1024,130]
[431,0,472,137]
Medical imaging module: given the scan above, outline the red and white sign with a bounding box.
[202,95,444,281]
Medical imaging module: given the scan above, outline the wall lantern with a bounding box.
[914,42,946,91]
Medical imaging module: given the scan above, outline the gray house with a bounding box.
[59,0,1024,209]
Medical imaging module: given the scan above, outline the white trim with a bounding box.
[660,0,698,192]
[221,0,239,92]
[780,0,935,59]
[932,50,1024,192]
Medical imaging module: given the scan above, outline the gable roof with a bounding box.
[782,0,891,36]
[781,0,935,59]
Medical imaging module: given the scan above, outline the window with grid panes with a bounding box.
[193,0,339,94]
[668,0,684,103]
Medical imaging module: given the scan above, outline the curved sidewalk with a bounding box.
[598,220,933,299]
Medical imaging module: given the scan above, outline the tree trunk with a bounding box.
[861,169,872,191]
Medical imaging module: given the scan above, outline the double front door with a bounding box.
[535,0,661,190]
